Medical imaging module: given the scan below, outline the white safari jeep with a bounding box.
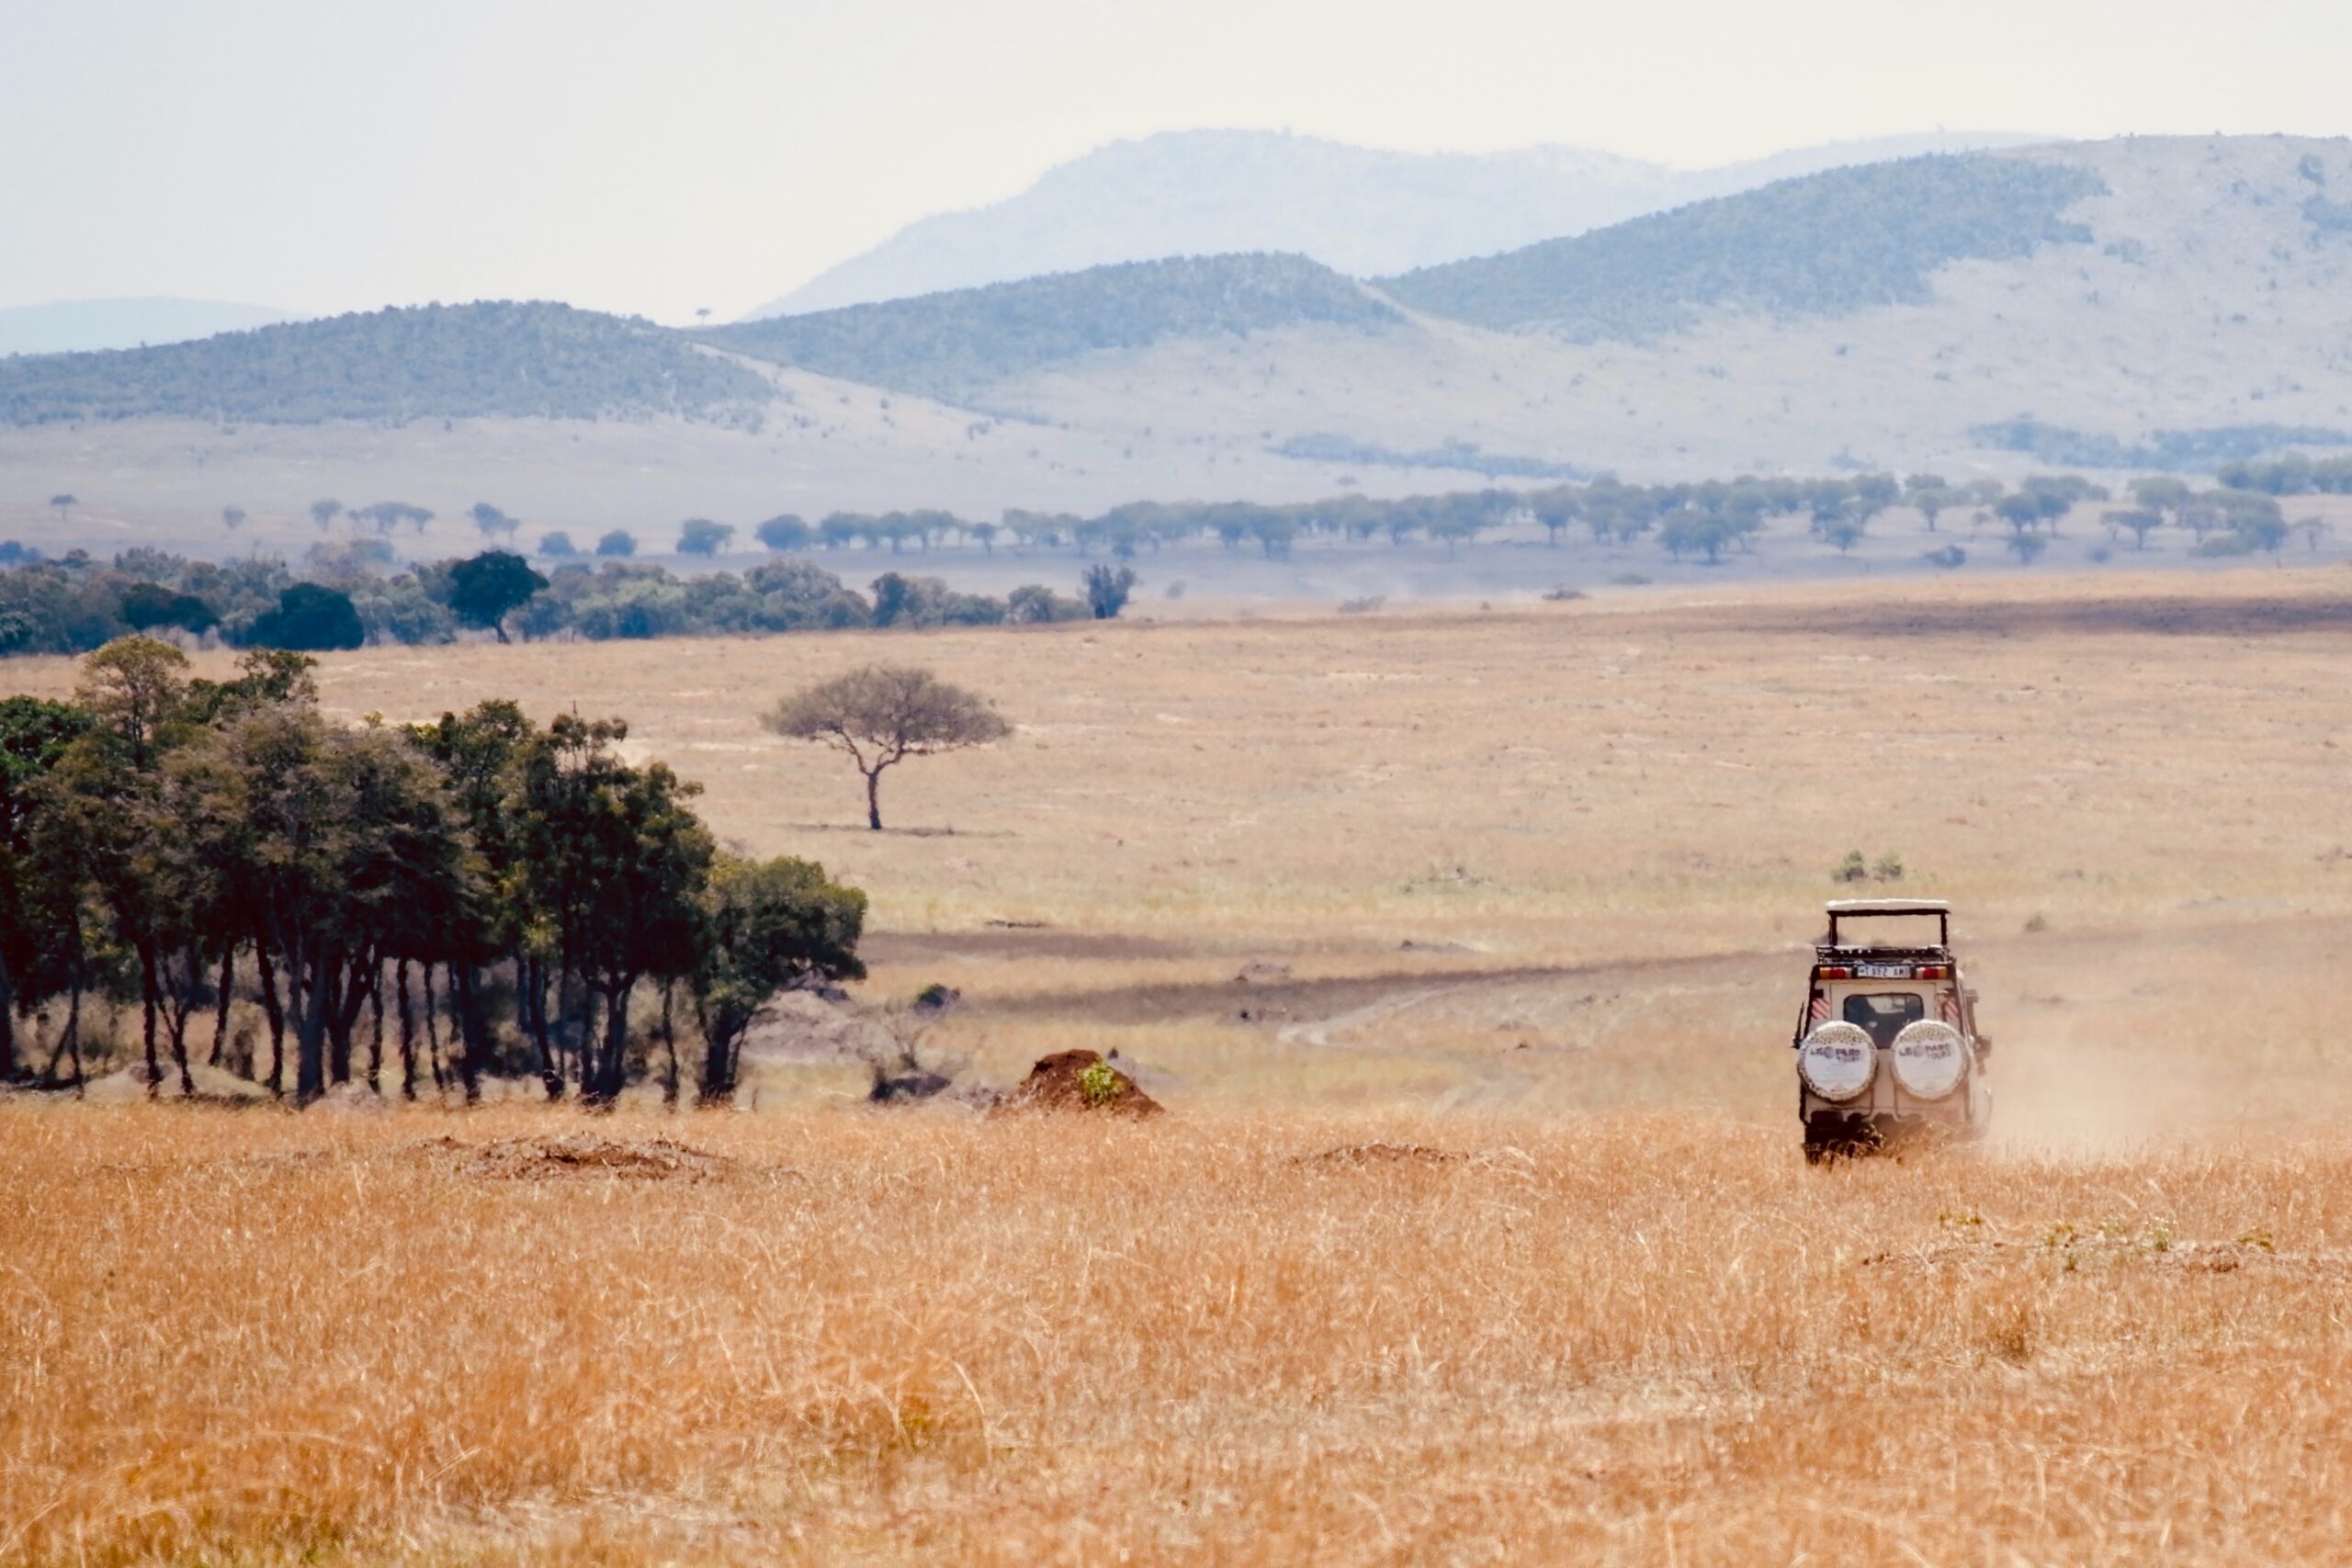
[1792,900,1991,1161]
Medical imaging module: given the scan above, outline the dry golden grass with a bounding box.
[6,566,2352,1563]
[9,1107,2352,1565]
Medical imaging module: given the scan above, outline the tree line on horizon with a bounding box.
[4,464,2332,657]
[0,545,1139,658]
[0,639,869,1104]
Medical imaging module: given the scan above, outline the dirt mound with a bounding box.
[308,1082,392,1114]
[418,1133,735,1181]
[1301,1142,1463,1167]
[989,1050,1163,1118]
[79,1061,272,1103]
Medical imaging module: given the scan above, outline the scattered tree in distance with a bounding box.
[442,551,548,643]
[1082,563,1138,619]
[677,518,735,556]
[763,664,1010,830]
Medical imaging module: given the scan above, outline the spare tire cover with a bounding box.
[1891,1020,1967,1100]
[1799,1021,1876,1102]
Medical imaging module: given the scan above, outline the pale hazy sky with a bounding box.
[5,0,2347,323]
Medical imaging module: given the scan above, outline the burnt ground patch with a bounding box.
[1671,593,2352,642]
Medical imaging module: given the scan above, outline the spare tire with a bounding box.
[1891,1020,1967,1100]
[1798,1021,1875,1102]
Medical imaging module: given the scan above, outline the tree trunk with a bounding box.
[544,963,571,1101]
[660,981,678,1108]
[0,966,13,1084]
[325,964,353,1087]
[696,997,738,1108]
[63,981,84,1091]
[590,979,632,1104]
[254,939,287,1097]
[368,966,385,1092]
[422,962,446,1093]
[395,958,416,1100]
[865,768,884,830]
[526,954,556,1091]
[162,950,197,1098]
[139,945,164,1098]
[296,947,334,1103]
[451,963,483,1103]
[209,944,235,1070]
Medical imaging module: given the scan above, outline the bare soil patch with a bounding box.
[1662,591,2352,642]
[414,1133,736,1181]
[1301,1141,1463,1167]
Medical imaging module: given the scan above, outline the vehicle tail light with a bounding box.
[1917,964,1950,978]
[1818,965,1853,979]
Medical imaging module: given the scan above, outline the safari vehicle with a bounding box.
[1792,899,1991,1161]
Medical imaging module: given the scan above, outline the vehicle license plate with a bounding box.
[1856,964,1913,979]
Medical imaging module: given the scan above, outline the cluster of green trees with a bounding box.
[0,548,1111,658]
[2096,477,2323,558]
[8,460,2330,662]
[2210,452,2352,496]
[665,471,2245,567]
[0,639,866,1103]
[1969,418,2352,471]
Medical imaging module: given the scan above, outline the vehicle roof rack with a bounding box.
[1822,899,1951,950]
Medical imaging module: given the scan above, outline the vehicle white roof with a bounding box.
[1824,899,1951,914]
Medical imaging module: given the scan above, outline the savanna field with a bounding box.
[7,566,2352,1564]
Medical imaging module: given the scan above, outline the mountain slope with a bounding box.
[747,129,2043,318]
[0,301,775,426]
[702,253,1402,403]
[982,137,2352,479]
[0,298,300,357]
[1378,154,2109,336]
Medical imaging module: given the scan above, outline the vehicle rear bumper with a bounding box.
[1804,1107,1976,1145]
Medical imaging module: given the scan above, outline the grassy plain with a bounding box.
[6,566,2352,1563]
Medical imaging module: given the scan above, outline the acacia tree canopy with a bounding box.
[762,663,1010,829]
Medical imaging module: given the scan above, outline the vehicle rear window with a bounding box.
[1843,992,1924,1046]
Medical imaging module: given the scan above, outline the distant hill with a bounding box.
[13,135,2352,521]
[1378,154,2109,336]
[702,253,1401,402]
[746,129,2044,318]
[0,298,299,357]
[0,301,775,426]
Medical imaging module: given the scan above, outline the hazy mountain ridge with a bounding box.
[979,136,2352,479]
[10,135,2352,501]
[0,301,774,426]
[700,254,1401,403]
[748,128,2045,318]
[1378,154,2109,335]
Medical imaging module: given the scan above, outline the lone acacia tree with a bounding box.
[763,664,1009,829]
